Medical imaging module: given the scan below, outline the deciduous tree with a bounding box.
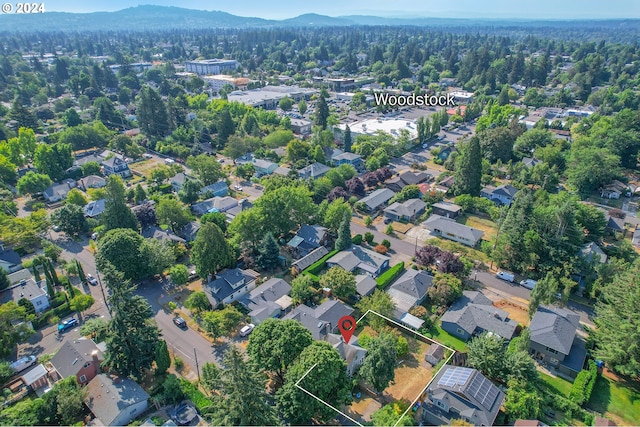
[191,222,234,279]
[319,266,356,299]
[358,332,397,392]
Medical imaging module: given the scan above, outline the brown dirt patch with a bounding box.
[348,393,382,423]
[494,299,530,327]
[392,222,413,234]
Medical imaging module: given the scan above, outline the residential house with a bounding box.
[225,198,252,222]
[170,173,194,192]
[180,221,201,243]
[290,118,312,135]
[286,224,329,258]
[73,153,103,168]
[85,374,150,426]
[298,162,331,180]
[203,268,259,306]
[273,165,292,176]
[425,344,445,366]
[101,156,131,178]
[239,278,292,325]
[83,199,106,218]
[191,196,238,215]
[326,245,390,278]
[600,180,628,200]
[283,299,355,340]
[332,152,364,172]
[605,216,625,235]
[358,188,395,212]
[440,291,518,341]
[326,333,367,376]
[21,364,49,392]
[632,228,640,247]
[387,269,434,315]
[383,199,427,222]
[291,246,328,275]
[0,278,49,313]
[200,180,229,197]
[0,243,22,273]
[481,184,519,206]
[581,242,607,264]
[433,175,455,193]
[522,157,542,168]
[50,339,103,385]
[422,365,505,427]
[43,179,77,203]
[528,305,588,379]
[253,159,278,177]
[386,171,430,192]
[355,274,377,298]
[423,215,484,247]
[141,226,186,244]
[431,202,462,219]
[77,175,106,190]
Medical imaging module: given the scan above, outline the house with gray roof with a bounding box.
[0,243,22,273]
[78,175,106,190]
[481,184,519,206]
[441,291,518,342]
[355,274,377,298]
[83,199,106,218]
[43,179,77,203]
[522,157,542,168]
[423,215,484,247]
[50,339,103,385]
[422,365,505,427]
[239,278,292,325]
[326,333,367,376]
[633,228,640,247]
[200,180,229,197]
[225,198,252,222]
[203,268,259,306]
[283,299,354,340]
[191,196,238,215]
[253,158,278,177]
[141,226,186,244]
[581,242,607,264]
[528,305,587,379]
[384,198,427,222]
[332,152,364,172]
[431,202,462,219]
[387,269,433,314]
[169,172,194,192]
[85,374,149,426]
[290,118,312,135]
[101,155,131,178]
[358,188,395,212]
[298,162,331,180]
[0,277,49,312]
[286,224,328,258]
[180,221,201,243]
[291,246,328,274]
[326,245,390,278]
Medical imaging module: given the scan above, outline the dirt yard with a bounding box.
[129,158,165,179]
[494,299,530,327]
[347,392,382,423]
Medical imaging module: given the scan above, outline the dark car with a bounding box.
[58,318,78,332]
[173,317,187,328]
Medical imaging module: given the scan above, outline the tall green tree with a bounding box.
[276,341,352,425]
[315,95,329,129]
[207,345,279,426]
[183,291,211,316]
[343,125,352,152]
[191,222,234,280]
[319,266,356,299]
[0,268,10,291]
[334,213,352,251]
[290,274,315,304]
[256,232,280,271]
[137,86,169,138]
[156,198,191,231]
[33,142,73,182]
[356,289,396,331]
[95,228,146,281]
[201,362,221,394]
[51,204,88,236]
[247,318,314,388]
[155,340,171,375]
[492,189,534,272]
[453,136,482,196]
[186,154,224,186]
[16,171,51,196]
[102,175,138,232]
[358,332,397,392]
[0,302,33,357]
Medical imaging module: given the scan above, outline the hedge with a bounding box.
[303,249,339,276]
[375,262,405,289]
[569,359,598,406]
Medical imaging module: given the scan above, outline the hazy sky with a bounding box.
[43,0,640,19]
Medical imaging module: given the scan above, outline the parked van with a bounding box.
[10,355,37,373]
[496,271,515,283]
[520,279,537,290]
[239,324,255,337]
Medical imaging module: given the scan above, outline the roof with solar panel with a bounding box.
[424,365,505,426]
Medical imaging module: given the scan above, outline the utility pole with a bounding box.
[193,348,201,383]
[95,269,111,319]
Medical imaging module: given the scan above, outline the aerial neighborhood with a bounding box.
[0,5,639,427]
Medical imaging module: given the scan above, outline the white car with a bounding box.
[519,279,537,290]
[239,324,255,337]
[496,271,515,283]
[10,355,37,373]
[87,274,98,286]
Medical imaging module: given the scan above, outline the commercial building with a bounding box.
[185,59,240,75]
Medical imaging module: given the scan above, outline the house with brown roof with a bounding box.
[50,339,103,385]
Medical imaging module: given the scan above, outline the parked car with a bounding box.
[173,317,187,328]
[10,355,37,373]
[383,217,392,224]
[58,318,78,332]
[87,274,98,286]
[52,225,60,232]
[520,279,537,290]
[496,271,515,283]
[239,324,255,337]
[187,270,199,282]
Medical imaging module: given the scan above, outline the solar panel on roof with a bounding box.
[467,374,500,410]
[437,366,473,388]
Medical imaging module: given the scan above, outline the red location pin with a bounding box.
[338,315,356,344]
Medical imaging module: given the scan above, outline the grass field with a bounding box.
[425,323,468,352]
[457,214,498,242]
[587,376,640,426]
[539,372,573,397]
[130,158,164,179]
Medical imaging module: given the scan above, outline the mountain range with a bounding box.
[0,5,637,32]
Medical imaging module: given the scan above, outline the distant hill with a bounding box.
[0,5,638,32]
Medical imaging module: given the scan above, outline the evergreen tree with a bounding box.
[46,259,61,287]
[256,232,280,271]
[133,184,147,205]
[315,95,329,129]
[208,346,279,426]
[453,136,482,196]
[102,175,138,232]
[154,340,171,375]
[498,84,510,105]
[201,362,221,394]
[344,125,352,152]
[492,189,535,272]
[335,212,352,251]
[76,260,87,286]
[31,263,41,283]
[215,108,235,145]
[137,86,169,138]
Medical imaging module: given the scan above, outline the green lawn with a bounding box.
[587,376,640,426]
[539,372,573,397]
[425,323,469,352]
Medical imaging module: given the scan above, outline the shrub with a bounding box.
[351,234,363,245]
[569,360,598,406]
[381,239,391,248]
[364,232,374,244]
[180,379,213,412]
[303,249,339,276]
[373,244,388,254]
[173,356,184,370]
[376,262,405,289]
